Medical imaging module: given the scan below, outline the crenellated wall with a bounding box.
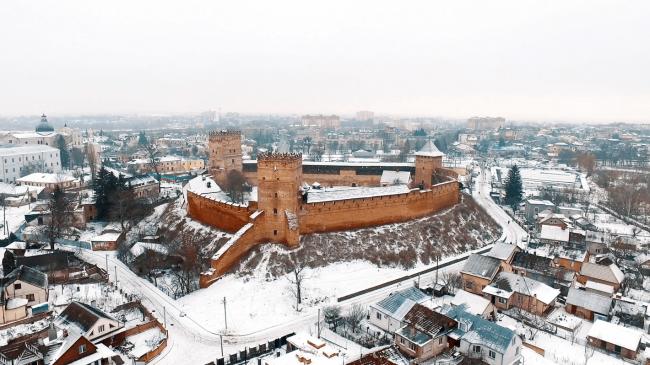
[187,191,252,233]
[299,181,459,234]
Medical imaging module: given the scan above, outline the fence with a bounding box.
[56,238,91,250]
[208,333,295,365]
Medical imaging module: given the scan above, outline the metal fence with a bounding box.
[206,333,295,365]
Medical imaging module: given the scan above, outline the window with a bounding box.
[273,230,278,236]
[465,281,473,289]
[273,208,278,214]
[489,350,496,359]
[14,283,21,290]
[79,344,86,354]
[409,343,416,351]
[26,294,35,301]
[376,312,381,320]
[498,297,507,304]
[400,337,405,344]
[438,337,443,345]
[98,325,105,333]
[473,345,481,353]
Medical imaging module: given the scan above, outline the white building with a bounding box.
[0,145,62,183]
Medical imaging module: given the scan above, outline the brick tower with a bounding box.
[257,152,302,246]
[208,131,243,185]
[414,140,443,189]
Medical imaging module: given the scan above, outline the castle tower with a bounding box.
[414,140,443,189]
[208,131,243,185]
[257,152,302,246]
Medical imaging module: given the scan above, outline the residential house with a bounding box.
[16,173,77,192]
[347,347,408,365]
[460,254,501,296]
[450,290,495,319]
[539,225,570,245]
[587,320,641,360]
[511,251,574,296]
[127,175,160,201]
[0,265,48,324]
[369,287,429,333]
[49,332,122,365]
[482,272,560,316]
[565,288,612,321]
[538,213,571,230]
[265,333,340,365]
[484,242,519,272]
[56,301,122,342]
[524,199,555,222]
[442,306,523,365]
[394,304,457,362]
[578,262,625,291]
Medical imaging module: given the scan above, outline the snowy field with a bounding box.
[0,204,30,240]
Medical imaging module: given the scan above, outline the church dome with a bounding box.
[35,113,55,133]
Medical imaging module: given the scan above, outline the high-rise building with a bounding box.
[356,110,374,122]
[467,117,505,130]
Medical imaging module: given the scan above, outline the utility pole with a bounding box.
[105,254,109,275]
[220,334,224,356]
[114,266,118,284]
[317,308,320,338]
[163,306,166,329]
[222,297,228,330]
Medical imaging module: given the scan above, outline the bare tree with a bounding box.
[439,271,462,295]
[144,141,162,180]
[584,339,595,365]
[170,233,206,296]
[345,304,365,334]
[323,305,342,332]
[85,143,98,180]
[223,170,248,204]
[46,186,74,250]
[287,253,308,311]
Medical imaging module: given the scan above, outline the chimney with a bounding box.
[47,323,57,341]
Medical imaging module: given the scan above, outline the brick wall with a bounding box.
[300,181,459,234]
[187,191,252,233]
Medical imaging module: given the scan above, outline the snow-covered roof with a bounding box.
[306,185,411,204]
[451,290,491,316]
[91,232,122,242]
[485,242,518,261]
[526,199,555,206]
[0,144,59,156]
[485,272,560,305]
[17,173,75,184]
[585,280,615,294]
[372,287,428,319]
[461,254,501,280]
[442,306,518,354]
[588,320,642,351]
[415,140,444,157]
[580,263,625,285]
[380,170,412,185]
[130,242,169,258]
[6,297,28,310]
[566,288,612,315]
[540,225,570,242]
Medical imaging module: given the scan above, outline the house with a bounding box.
[2,265,48,305]
[16,173,77,192]
[369,287,429,333]
[538,213,571,230]
[460,254,501,295]
[394,304,457,362]
[578,262,625,291]
[612,299,646,330]
[56,301,122,342]
[565,288,612,321]
[126,175,160,201]
[49,332,122,365]
[539,225,570,245]
[90,226,125,251]
[524,199,555,222]
[587,320,642,360]
[450,290,495,319]
[442,306,523,365]
[511,251,574,296]
[482,272,560,316]
[584,280,615,297]
[484,242,519,272]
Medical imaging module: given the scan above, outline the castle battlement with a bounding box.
[257,152,302,162]
[209,130,241,140]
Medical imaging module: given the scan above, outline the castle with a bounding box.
[188,131,460,287]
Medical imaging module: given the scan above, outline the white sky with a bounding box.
[0,1,649,122]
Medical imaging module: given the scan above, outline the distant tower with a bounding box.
[414,139,443,189]
[256,152,302,246]
[35,113,55,133]
[208,131,243,185]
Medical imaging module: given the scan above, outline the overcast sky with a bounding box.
[0,1,648,122]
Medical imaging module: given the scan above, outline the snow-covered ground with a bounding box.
[0,204,30,240]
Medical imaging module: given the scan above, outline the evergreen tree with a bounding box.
[138,131,148,146]
[2,250,15,276]
[504,164,524,211]
[93,166,119,220]
[56,135,70,169]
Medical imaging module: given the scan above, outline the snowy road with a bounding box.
[472,164,528,248]
[67,167,525,364]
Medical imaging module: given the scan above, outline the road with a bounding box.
[70,168,525,364]
[472,164,528,248]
